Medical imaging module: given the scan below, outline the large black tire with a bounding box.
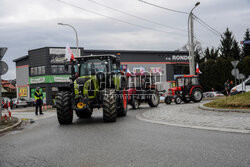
[165,96,172,105]
[76,107,93,118]
[56,91,73,124]
[191,88,203,103]
[103,89,117,122]
[148,90,160,107]
[131,99,140,109]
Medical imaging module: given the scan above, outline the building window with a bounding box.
[33,67,38,75]
[37,66,42,75]
[41,66,45,74]
[173,65,189,75]
[51,65,68,74]
[58,65,64,74]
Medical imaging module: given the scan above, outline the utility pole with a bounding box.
[188,2,200,75]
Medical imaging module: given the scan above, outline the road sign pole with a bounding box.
[0,47,8,121]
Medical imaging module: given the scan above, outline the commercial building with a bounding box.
[13,47,189,105]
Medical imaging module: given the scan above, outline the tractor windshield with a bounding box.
[177,78,184,87]
[79,59,107,76]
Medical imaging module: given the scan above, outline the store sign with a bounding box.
[19,87,28,97]
[54,76,70,82]
[49,48,80,64]
[165,55,191,62]
[30,77,46,84]
[29,75,70,84]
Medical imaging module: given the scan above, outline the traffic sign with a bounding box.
[237,73,245,80]
[0,61,8,75]
[231,61,239,68]
[0,48,7,60]
[231,68,239,77]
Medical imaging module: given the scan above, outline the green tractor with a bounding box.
[56,54,128,124]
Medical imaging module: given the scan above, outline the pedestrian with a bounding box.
[224,80,230,96]
[34,87,44,115]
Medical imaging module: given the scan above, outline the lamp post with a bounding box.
[58,23,79,57]
[188,2,200,75]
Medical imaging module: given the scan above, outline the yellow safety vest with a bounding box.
[34,91,42,100]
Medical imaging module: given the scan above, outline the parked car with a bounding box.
[12,98,28,108]
[23,97,35,107]
[1,97,13,109]
[203,91,224,98]
[230,77,250,95]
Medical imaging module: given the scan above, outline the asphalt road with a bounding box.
[0,104,250,167]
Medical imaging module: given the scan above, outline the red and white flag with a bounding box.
[65,44,75,61]
[196,63,202,74]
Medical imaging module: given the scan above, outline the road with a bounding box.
[0,104,250,167]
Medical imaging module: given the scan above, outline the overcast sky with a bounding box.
[0,0,249,80]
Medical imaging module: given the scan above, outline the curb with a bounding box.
[0,118,22,134]
[199,103,250,113]
[136,112,250,134]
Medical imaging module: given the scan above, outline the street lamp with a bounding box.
[57,23,79,57]
[188,2,200,75]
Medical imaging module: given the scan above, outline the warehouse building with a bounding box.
[13,47,189,105]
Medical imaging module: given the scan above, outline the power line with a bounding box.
[193,15,222,36]
[138,0,189,15]
[87,0,187,32]
[57,0,182,35]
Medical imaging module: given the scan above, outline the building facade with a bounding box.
[14,47,189,105]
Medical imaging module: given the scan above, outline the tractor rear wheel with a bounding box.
[76,108,93,118]
[103,89,117,122]
[191,88,203,102]
[148,90,160,107]
[56,91,73,124]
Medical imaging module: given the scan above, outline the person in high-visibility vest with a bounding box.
[34,87,44,115]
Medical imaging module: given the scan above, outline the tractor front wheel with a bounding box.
[56,91,73,124]
[103,89,117,122]
[175,96,182,104]
[165,96,172,104]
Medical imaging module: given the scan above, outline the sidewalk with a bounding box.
[136,102,250,133]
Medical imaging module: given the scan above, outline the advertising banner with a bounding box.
[29,75,70,84]
[19,87,28,97]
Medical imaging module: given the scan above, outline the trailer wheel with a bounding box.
[148,90,160,107]
[175,96,182,104]
[132,99,140,109]
[165,96,172,105]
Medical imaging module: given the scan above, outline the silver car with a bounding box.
[12,98,28,108]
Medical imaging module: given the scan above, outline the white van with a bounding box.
[230,77,250,94]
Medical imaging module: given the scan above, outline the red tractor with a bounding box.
[126,72,160,109]
[165,75,203,104]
